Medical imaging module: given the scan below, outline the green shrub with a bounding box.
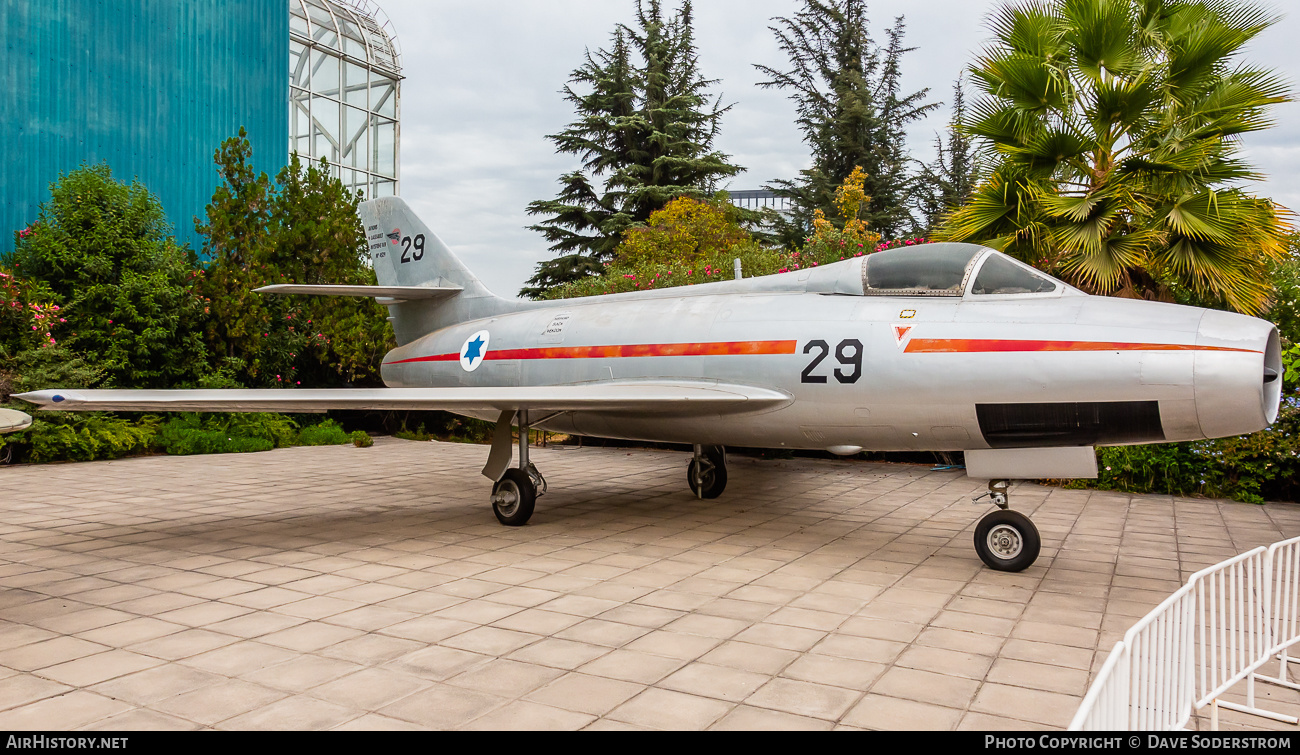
[155,427,275,455]
[14,413,156,463]
[395,422,433,442]
[296,419,349,446]
[219,413,299,447]
[350,430,373,448]
[442,417,494,443]
[10,164,210,389]
[156,414,266,455]
[155,412,298,456]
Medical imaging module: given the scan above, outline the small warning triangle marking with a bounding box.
[893,325,912,346]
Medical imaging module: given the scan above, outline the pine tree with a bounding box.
[755,0,936,246]
[916,78,980,233]
[196,136,392,387]
[194,129,276,371]
[523,0,743,299]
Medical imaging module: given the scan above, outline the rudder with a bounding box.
[358,197,515,344]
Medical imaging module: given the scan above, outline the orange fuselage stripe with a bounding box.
[385,340,799,365]
[903,338,1259,354]
[386,337,1259,365]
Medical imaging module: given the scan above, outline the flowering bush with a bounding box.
[792,167,882,266]
[546,242,785,298]
[615,196,750,268]
[0,267,62,353]
[9,165,209,389]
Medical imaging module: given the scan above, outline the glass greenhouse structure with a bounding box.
[290,0,402,199]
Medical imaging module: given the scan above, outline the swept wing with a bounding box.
[13,382,790,415]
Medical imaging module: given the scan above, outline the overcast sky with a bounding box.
[370,0,1300,299]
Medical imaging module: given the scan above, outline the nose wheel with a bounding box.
[971,480,1040,572]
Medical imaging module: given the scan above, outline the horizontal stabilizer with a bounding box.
[15,382,791,415]
[255,284,462,303]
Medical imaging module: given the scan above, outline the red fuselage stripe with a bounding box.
[385,340,799,365]
[904,338,1260,354]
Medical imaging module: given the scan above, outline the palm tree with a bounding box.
[935,0,1291,314]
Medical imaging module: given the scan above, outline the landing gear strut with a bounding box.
[687,445,727,499]
[971,479,1040,572]
[489,411,547,526]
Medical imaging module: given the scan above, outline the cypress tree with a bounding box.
[755,0,936,246]
[916,78,980,234]
[523,0,743,299]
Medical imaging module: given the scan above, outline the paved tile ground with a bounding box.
[1,438,1299,731]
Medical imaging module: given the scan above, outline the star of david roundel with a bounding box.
[459,330,491,372]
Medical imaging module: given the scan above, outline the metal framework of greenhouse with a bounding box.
[289,0,402,199]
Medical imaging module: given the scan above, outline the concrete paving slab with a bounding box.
[0,438,1297,730]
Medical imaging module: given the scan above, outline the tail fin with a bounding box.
[359,197,515,344]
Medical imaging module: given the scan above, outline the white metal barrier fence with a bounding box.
[1070,642,1128,731]
[1257,538,1300,697]
[1128,585,1197,730]
[1070,537,1300,731]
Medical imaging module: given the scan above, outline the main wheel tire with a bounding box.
[687,447,728,499]
[973,509,1040,572]
[492,468,536,526]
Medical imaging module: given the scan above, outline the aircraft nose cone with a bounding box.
[1193,310,1281,439]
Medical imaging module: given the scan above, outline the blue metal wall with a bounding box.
[1,0,288,254]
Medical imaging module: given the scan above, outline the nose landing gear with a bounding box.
[971,480,1040,572]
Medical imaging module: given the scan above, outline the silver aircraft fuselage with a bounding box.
[379,251,1282,455]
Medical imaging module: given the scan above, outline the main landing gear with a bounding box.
[488,411,547,527]
[687,445,727,499]
[971,479,1040,572]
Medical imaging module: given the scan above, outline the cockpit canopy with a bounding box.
[860,243,1061,297]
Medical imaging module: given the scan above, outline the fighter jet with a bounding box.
[16,198,1283,572]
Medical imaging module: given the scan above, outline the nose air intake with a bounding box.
[1264,326,1282,424]
[1193,310,1281,438]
